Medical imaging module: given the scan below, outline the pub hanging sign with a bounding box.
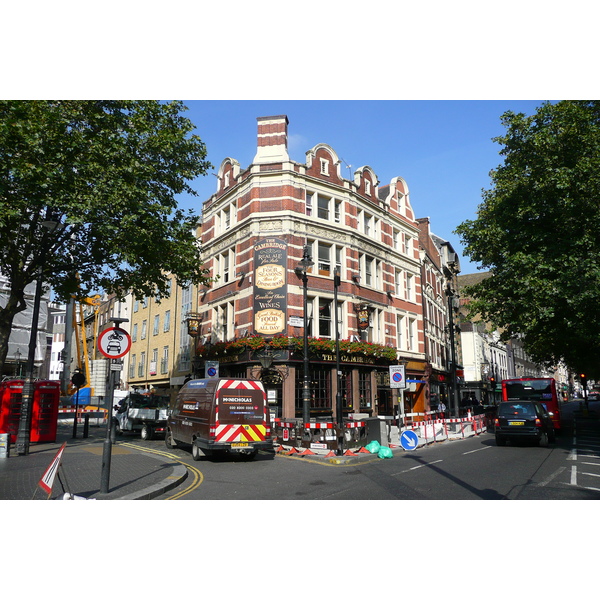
[357,304,370,331]
[253,237,287,336]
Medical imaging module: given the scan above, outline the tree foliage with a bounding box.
[0,100,213,370]
[455,100,600,376]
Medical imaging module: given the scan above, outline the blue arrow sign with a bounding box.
[400,430,419,451]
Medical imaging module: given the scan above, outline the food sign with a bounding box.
[253,238,287,335]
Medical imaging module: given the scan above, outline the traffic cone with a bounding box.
[298,448,316,456]
[358,446,370,454]
[324,450,336,457]
[344,449,357,456]
[287,447,299,455]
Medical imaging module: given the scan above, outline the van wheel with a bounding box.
[141,424,153,441]
[165,430,176,449]
[191,442,204,461]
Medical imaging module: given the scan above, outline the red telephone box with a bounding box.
[30,380,61,442]
[0,379,61,443]
[0,380,25,443]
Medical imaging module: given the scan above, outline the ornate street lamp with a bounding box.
[295,244,314,427]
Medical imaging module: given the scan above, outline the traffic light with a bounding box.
[580,373,587,390]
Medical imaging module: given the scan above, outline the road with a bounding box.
[119,400,600,500]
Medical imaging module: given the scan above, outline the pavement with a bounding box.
[0,422,187,500]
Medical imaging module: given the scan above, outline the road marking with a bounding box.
[118,442,204,499]
[581,471,600,478]
[537,467,566,487]
[462,446,492,455]
[570,465,577,486]
[391,460,443,476]
[567,449,577,461]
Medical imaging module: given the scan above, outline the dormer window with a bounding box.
[365,179,371,196]
[320,158,330,176]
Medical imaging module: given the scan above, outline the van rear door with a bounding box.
[214,379,270,445]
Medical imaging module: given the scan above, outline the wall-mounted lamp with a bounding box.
[352,274,361,284]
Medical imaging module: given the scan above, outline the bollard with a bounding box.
[0,433,9,458]
[83,413,90,438]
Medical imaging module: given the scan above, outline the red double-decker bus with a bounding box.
[501,377,561,432]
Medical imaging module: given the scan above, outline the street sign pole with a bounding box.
[99,317,129,494]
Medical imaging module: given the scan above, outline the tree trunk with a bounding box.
[0,286,27,374]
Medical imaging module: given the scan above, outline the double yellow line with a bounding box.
[119,442,203,499]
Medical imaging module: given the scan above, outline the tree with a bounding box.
[455,101,600,377]
[0,100,213,372]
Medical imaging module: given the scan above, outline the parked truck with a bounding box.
[113,390,171,440]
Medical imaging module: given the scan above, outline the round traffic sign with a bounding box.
[392,372,404,383]
[400,430,419,451]
[97,327,131,359]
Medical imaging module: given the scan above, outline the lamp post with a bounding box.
[295,244,314,427]
[16,210,61,456]
[333,266,343,455]
[445,284,460,418]
[15,270,45,455]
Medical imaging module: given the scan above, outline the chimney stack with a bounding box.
[253,115,289,164]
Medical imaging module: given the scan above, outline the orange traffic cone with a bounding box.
[344,449,357,456]
[298,448,316,456]
[358,446,370,454]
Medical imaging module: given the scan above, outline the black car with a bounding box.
[495,400,556,447]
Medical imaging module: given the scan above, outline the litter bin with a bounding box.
[0,432,9,458]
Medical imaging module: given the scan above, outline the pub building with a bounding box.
[193,115,458,423]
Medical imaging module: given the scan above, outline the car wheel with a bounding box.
[539,431,549,447]
[141,424,153,440]
[495,436,507,446]
[164,429,176,449]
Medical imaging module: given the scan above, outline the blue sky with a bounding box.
[178,100,545,274]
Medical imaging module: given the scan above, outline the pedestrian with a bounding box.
[438,400,446,419]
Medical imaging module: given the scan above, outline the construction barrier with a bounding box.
[273,419,367,453]
[401,413,487,448]
[57,407,108,425]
